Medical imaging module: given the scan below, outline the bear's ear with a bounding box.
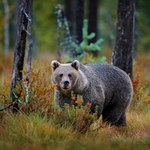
[71,60,80,70]
[51,60,60,71]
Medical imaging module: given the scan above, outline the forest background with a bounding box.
[0,0,150,54]
[0,0,150,150]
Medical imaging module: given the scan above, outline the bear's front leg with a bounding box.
[82,86,105,118]
[54,90,71,108]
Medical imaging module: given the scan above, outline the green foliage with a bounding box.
[58,17,106,63]
[72,19,104,52]
[55,5,106,62]
[137,0,150,52]
[33,0,59,51]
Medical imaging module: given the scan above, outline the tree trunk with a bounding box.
[26,0,32,73]
[88,0,98,43]
[134,0,138,58]
[10,0,30,110]
[112,0,135,80]
[65,0,76,35]
[3,0,10,56]
[76,0,84,43]
[88,0,99,57]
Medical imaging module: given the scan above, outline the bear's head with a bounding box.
[51,60,85,94]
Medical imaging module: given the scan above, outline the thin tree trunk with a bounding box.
[56,4,63,61]
[88,0,98,56]
[76,0,84,43]
[65,0,76,35]
[134,0,138,58]
[10,0,30,110]
[3,0,10,55]
[26,0,32,73]
[112,0,135,80]
[88,0,98,43]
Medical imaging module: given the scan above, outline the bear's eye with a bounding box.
[68,74,72,78]
[59,74,63,78]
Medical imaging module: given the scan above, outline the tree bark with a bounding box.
[3,0,10,56]
[88,0,98,44]
[76,0,84,43]
[65,0,76,35]
[112,0,135,80]
[26,0,32,73]
[88,0,98,56]
[10,0,30,109]
[134,0,138,58]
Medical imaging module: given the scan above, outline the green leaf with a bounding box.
[96,38,104,45]
[80,41,87,49]
[87,33,95,39]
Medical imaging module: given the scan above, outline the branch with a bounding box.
[23,10,31,22]
[0,101,17,111]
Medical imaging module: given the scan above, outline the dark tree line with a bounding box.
[65,0,99,56]
[65,0,98,44]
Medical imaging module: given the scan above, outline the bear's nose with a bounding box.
[64,81,69,87]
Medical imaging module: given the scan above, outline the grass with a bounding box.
[0,52,150,150]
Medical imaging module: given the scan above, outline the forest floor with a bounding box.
[0,52,150,150]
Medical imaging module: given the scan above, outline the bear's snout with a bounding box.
[63,81,70,89]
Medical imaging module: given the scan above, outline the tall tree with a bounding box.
[3,0,10,55]
[65,0,76,35]
[112,0,135,79]
[88,0,98,43]
[76,0,84,43]
[26,0,32,73]
[10,0,31,111]
[88,0,99,56]
[134,0,138,57]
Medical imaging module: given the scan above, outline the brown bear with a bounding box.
[51,60,133,126]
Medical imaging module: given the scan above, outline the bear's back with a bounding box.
[86,63,131,86]
[80,63,132,103]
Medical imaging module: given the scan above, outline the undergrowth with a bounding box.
[0,53,150,150]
